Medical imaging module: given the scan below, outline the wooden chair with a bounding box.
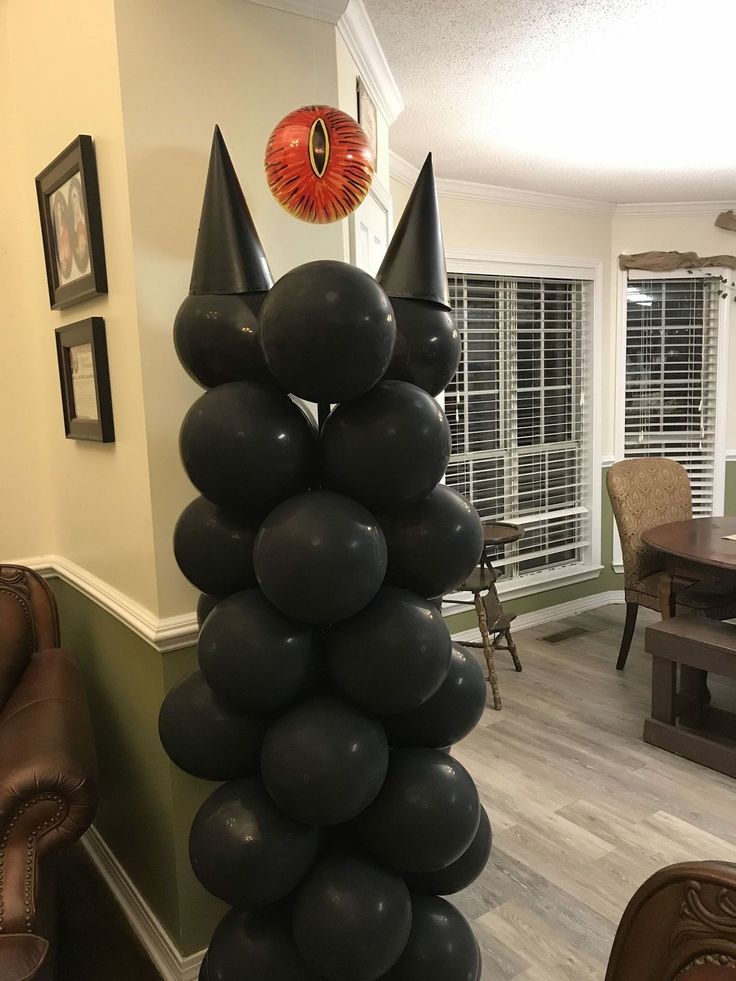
[606,459,736,670]
[606,861,736,980]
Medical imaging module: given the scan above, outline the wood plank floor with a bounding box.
[452,603,736,980]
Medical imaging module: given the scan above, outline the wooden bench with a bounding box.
[644,615,736,778]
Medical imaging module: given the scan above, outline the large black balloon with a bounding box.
[199,590,320,714]
[189,776,320,908]
[321,381,451,513]
[356,748,480,874]
[205,907,323,981]
[174,293,275,389]
[379,485,483,598]
[261,694,388,825]
[197,593,220,628]
[381,643,487,749]
[159,670,263,780]
[406,808,492,896]
[180,381,316,513]
[260,260,396,404]
[383,298,460,397]
[292,854,411,981]
[326,588,451,714]
[174,496,259,597]
[254,491,387,625]
[380,895,480,981]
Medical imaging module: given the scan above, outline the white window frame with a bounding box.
[443,249,603,608]
[612,266,731,571]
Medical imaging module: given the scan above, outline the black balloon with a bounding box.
[326,588,452,714]
[379,485,483,598]
[406,807,492,896]
[381,643,487,749]
[189,776,320,908]
[174,293,275,389]
[199,590,320,714]
[260,260,396,404]
[321,381,451,513]
[254,491,387,625]
[180,381,316,513]
[380,894,480,981]
[292,854,411,981]
[159,670,264,780]
[205,907,323,981]
[197,592,220,628]
[174,496,259,597]
[383,298,460,397]
[261,694,388,826]
[356,748,480,874]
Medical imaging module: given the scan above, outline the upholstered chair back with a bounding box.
[0,566,60,710]
[606,458,692,592]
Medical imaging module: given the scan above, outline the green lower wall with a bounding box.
[53,580,225,956]
[50,460,736,957]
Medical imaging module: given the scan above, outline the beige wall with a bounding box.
[0,0,159,610]
[114,0,352,619]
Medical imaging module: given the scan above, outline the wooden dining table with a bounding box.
[641,516,736,776]
[642,516,736,619]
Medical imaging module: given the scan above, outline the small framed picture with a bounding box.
[36,136,107,310]
[357,77,378,163]
[55,318,115,442]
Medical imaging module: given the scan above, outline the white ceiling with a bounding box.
[364,0,736,203]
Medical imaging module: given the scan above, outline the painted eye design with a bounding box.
[265,105,375,224]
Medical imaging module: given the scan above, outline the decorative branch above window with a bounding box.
[619,251,736,272]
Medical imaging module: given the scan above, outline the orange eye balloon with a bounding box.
[265,105,375,224]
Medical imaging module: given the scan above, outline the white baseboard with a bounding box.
[451,589,625,641]
[82,827,205,981]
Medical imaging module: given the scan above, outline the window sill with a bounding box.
[442,564,604,616]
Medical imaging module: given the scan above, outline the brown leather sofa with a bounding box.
[0,565,98,980]
[606,861,736,980]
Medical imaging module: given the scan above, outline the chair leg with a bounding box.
[506,628,522,672]
[617,602,638,671]
[474,592,502,710]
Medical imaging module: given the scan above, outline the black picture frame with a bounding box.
[55,318,115,443]
[36,135,107,310]
[356,77,378,163]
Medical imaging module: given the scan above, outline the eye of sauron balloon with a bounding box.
[265,105,375,224]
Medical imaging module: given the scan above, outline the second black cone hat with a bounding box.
[376,152,449,310]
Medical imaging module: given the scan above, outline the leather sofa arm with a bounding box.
[0,649,98,935]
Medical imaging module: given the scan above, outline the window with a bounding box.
[623,276,723,516]
[445,270,595,587]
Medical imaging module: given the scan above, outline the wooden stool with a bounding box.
[458,522,523,710]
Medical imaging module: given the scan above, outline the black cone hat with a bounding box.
[376,152,449,310]
[190,126,274,296]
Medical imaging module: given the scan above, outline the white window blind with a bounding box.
[624,277,720,517]
[445,273,593,581]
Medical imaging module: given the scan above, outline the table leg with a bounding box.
[679,665,710,728]
[658,574,677,619]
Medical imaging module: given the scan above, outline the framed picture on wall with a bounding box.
[357,77,378,162]
[36,135,108,310]
[55,318,115,442]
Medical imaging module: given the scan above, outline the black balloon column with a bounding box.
[161,125,490,981]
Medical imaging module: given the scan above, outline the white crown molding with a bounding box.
[451,588,625,641]
[390,152,615,216]
[83,827,204,981]
[390,152,735,218]
[337,0,404,124]
[615,200,736,217]
[10,555,198,653]
[247,0,348,24]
